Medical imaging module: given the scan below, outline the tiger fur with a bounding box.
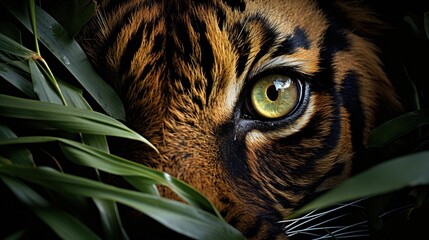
[77,0,402,239]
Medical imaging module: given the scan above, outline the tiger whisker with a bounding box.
[378,203,414,218]
[315,222,369,239]
[329,220,368,234]
[285,213,350,235]
[331,229,369,237]
[287,225,356,236]
[282,208,342,231]
[283,198,366,234]
[237,17,250,40]
[288,231,325,237]
[280,208,319,223]
[314,233,370,240]
[281,197,366,225]
[289,225,369,239]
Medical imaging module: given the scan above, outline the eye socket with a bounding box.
[246,74,302,119]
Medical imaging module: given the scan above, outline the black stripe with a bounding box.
[192,96,204,110]
[272,27,311,58]
[323,161,346,181]
[312,25,349,92]
[217,121,251,179]
[121,61,154,99]
[295,162,346,207]
[275,105,341,171]
[215,6,226,30]
[118,20,146,77]
[317,1,356,36]
[244,211,284,239]
[174,18,193,65]
[247,14,279,74]
[191,18,214,105]
[311,1,351,91]
[102,0,152,14]
[244,216,264,238]
[229,20,251,77]
[290,27,311,50]
[132,57,164,101]
[151,33,165,53]
[222,0,246,12]
[225,213,240,228]
[268,184,297,210]
[164,13,180,91]
[100,3,146,69]
[340,72,365,154]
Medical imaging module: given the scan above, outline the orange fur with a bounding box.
[78,0,402,238]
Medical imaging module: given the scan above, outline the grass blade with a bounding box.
[0,136,218,216]
[93,199,129,240]
[289,151,429,217]
[58,78,91,109]
[4,229,27,240]
[368,110,429,147]
[28,59,63,104]
[0,165,245,240]
[2,176,101,240]
[0,94,154,150]
[2,0,125,120]
[0,58,35,98]
[0,124,33,165]
[0,33,34,59]
[44,0,97,37]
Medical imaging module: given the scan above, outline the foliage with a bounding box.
[0,0,244,239]
[287,2,429,239]
[0,0,428,239]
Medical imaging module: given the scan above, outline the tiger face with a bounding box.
[78,0,401,238]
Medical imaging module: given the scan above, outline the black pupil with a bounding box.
[267,85,279,101]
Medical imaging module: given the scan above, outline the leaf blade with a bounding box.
[0,165,245,240]
[1,0,125,120]
[289,151,429,217]
[0,94,154,150]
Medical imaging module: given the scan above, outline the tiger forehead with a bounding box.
[101,0,327,120]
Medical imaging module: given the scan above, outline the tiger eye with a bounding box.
[250,74,299,119]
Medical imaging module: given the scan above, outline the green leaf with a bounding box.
[0,165,245,240]
[2,0,125,120]
[0,124,33,165]
[58,78,91,109]
[0,124,19,139]
[28,0,41,55]
[0,136,217,216]
[0,94,154,150]
[125,176,160,196]
[37,0,96,37]
[93,199,129,240]
[289,151,429,218]
[57,139,219,216]
[404,15,422,36]
[82,134,109,152]
[368,110,429,147]
[28,59,63,104]
[56,79,111,152]
[0,58,35,98]
[0,51,31,73]
[0,19,22,42]
[54,1,96,37]
[2,176,101,240]
[0,33,34,59]
[3,229,27,240]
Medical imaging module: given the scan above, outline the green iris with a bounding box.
[250,74,299,119]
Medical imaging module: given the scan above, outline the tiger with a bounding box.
[77,0,402,239]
